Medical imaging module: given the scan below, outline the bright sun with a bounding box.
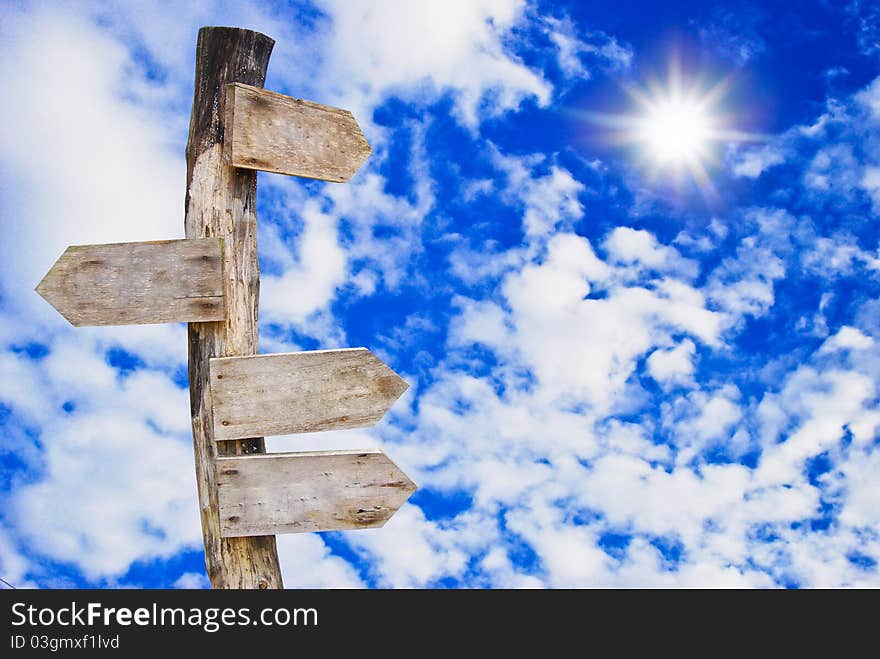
[638,96,713,165]
[574,60,763,201]
[620,69,739,197]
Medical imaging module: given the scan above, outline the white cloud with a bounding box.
[663,386,746,465]
[344,505,470,588]
[4,339,200,580]
[860,165,880,212]
[489,148,586,240]
[802,236,880,278]
[460,230,723,415]
[604,227,698,278]
[647,339,697,387]
[705,208,794,323]
[698,7,767,67]
[448,242,525,286]
[855,74,880,118]
[760,370,873,476]
[260,200,348,324]
[387,193,880,588]
[690,391,743,443]
[804,144,861,196]
[543,15,632,78]
[173,572,209,589]
[317,0,551,129]
[449,298,512,348]
[838,450,880,530]
[732,143,786,178]
[819,326,874,354]
[276,534,365,588]
[0,526,37,590]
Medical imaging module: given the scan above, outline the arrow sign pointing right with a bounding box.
[35,238,225,326]
[209,348,409,441]
[225,82,372,182]
[216,449,417,537]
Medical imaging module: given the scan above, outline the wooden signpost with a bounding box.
[34,26,416,590]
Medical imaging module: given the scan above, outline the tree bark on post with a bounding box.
[184,26,283,589]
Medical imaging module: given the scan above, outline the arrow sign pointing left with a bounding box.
[36,238,225,326]
[209,348,409,441]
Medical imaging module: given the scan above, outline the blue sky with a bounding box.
[1,0,879,588]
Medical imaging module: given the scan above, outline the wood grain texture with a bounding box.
[35,239,224,326]
[209,348,409,441]
[185,26,282,589]
[216,449,417,537]
[225,82,371,182]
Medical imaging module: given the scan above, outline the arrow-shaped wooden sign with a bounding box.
[36,238,225,326]
[209,348,408,441]
[224,82,372,182]
[216,449,417,537]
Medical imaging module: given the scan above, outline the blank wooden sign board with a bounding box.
[33,26,416,589]
[209,348,409,440]
[36,238,225,326]
[217,450,417,537]
[225,83,372,182]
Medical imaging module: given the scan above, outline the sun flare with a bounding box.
[573,58,765,202]
[637,96,714,165]
[616,69,739,198]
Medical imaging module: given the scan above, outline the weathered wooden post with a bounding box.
[35,25,416,590]
[184,26,281,589]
